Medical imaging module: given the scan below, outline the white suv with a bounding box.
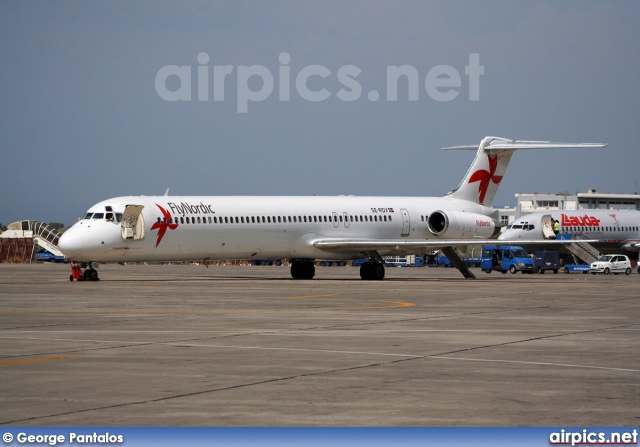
[590,254,632,275]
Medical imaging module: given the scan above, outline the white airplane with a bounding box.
[499,209,640,254]
[58,136,606,281]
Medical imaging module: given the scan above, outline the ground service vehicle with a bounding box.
[482,245,534,274]
[590,255,632,275]
[563,264,590,274]
[534,251,560,274]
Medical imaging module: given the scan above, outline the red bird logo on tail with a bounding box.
[150,204,178,247]
[468,154,503,205]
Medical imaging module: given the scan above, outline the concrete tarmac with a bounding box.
[0,262,638,426]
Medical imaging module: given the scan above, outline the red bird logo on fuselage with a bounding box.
[150,204,178,247]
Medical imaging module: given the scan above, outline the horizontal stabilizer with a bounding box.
[443,138,607,151]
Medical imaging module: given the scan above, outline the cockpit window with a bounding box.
[83,213,93,219]
[115,213,122,223]
[512,224,523,229]
[92,213,104,219]
[506,224,512,229]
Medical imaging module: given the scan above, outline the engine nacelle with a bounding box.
[427,210,497,239]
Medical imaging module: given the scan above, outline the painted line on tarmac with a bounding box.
[0,300,415,313]
[430,355,640,373]
[0,355,78,367]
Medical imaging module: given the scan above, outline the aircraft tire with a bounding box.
[301,261,315,280]
[290,260,303,279]
[371,262,385,281]
[359,262,373,280]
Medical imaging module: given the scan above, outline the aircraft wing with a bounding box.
[312,238,603,252]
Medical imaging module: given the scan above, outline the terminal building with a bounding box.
[498,189,640,227]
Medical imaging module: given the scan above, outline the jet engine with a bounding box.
[427,210,497,239]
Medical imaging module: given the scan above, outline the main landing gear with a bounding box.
[359,261,385,281]
[69,262,100,281]
[290,259,315,280]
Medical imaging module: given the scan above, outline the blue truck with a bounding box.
[534,251,560,274]
[482,245,535,274]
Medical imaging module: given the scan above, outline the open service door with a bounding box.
[541,214,555,240]
[121,205,145,241]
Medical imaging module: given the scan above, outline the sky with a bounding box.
[1,0,639,227]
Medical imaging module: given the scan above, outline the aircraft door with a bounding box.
[541,214,555,239]
[121,205,145,241]
[400,209,410,237]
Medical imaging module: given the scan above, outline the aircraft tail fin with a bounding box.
[444,136,606,207]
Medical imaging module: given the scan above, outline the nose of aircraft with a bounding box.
[58,227,84,258]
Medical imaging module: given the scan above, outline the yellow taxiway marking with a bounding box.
[0,355,78,367]
[288,293,339,299]
[0,294,415,314]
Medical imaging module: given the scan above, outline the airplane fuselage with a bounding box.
[60,195,497,263]
[499,210,640,254]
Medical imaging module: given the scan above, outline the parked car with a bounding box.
[590,255,632,275]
